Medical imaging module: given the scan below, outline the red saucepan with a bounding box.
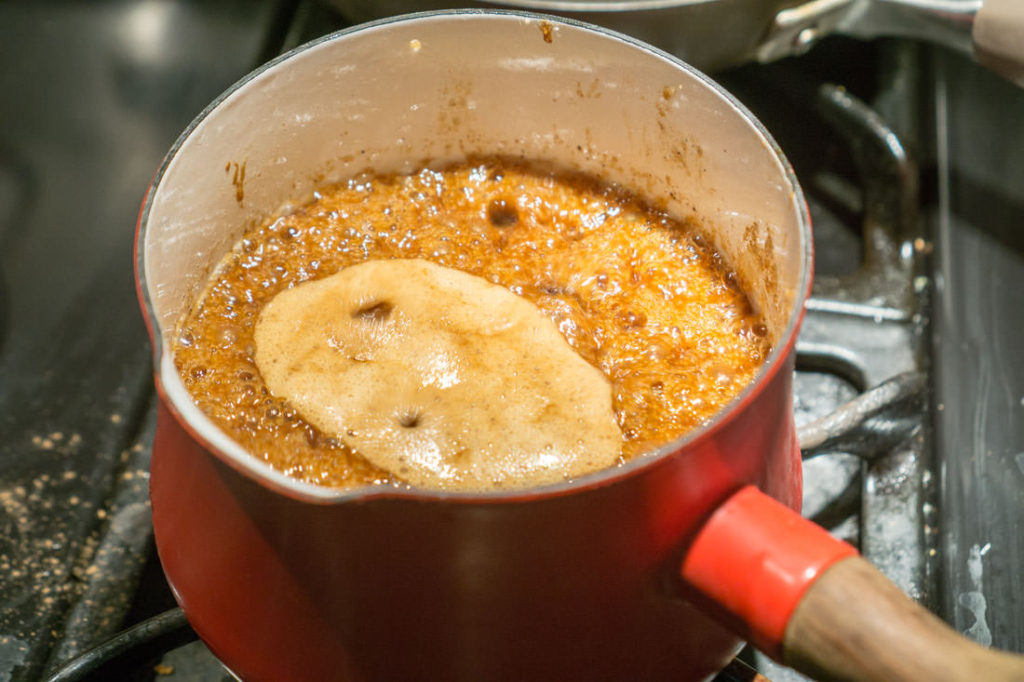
[134,10,1024,682]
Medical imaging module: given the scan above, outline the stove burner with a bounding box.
[799,371,924,463]
[44,609,192,682]
[45,607,771,682]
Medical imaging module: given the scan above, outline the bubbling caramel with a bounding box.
[174,160,770,490]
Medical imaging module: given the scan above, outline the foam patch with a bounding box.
[254,258,622,491]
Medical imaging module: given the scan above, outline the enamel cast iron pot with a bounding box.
[135,11,1024,682]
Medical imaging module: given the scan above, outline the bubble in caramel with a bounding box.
[174,160,770,490]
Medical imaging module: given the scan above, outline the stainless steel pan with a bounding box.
[331,0,1024,82]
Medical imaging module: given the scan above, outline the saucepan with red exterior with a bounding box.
[135,10,1024,682]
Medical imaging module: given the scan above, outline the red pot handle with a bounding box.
[681,486,1024,682]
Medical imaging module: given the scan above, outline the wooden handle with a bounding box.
[783,556,1024,682]
[974,0,1024,86]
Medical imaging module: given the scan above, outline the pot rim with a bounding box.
[134,8,814,505]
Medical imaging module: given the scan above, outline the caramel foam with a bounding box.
[254,258,622,491]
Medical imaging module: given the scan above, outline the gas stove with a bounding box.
[0,2,1021,681]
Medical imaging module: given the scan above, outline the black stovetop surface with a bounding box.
[0,2,289,678]
[1,2,1021,681]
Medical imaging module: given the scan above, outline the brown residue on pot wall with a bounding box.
[659,132,706,184]
[438,81,479,156]
[745,222,777,284]
[539,21,553,44]
[656,85,675,118]
[226,160,246,204]
[656,86,706,183]
[742,221,782,340]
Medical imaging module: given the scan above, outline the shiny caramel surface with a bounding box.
[174,161,770,489]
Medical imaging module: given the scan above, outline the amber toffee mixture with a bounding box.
[174,160,770,489]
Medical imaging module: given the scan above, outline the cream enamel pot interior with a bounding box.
[135,10,1024,682]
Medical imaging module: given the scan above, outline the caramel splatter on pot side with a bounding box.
[539,21,553,44]
[226,160,246,204]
